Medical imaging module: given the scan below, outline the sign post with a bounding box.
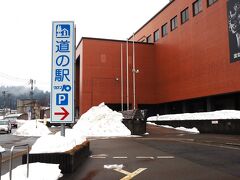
[51,21,75,136]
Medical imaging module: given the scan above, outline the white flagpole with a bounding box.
[132,33,136,110]
[126,39,129,110]
[121,43,124,111]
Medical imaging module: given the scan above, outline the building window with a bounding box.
[146,35,152,43]
[193,0,202,16]
[170,16,178,31]
[154,29,159,42]
[161,23,168,37]
[207,0,217,7]
[181,8,189,24]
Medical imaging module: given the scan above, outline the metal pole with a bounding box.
[132,33,136,110]
[9,144,29,180]
[126,39,129,110]
[61,124,65,136]
[0,152,2,180]
[121,43,124,111]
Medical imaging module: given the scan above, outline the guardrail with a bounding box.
[9,144,29,180]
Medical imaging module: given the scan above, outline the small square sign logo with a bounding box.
[56,24,70,38]
[56,93,68,105]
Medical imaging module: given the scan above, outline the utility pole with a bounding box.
[29,79,35,119]
[2,91,7,117]
[7,93,11,114]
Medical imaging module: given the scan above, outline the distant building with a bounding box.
[17,99,41,119]
[40,107,50,119]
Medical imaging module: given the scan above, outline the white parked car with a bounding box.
[0,120,12,134]
[4,114,21,128]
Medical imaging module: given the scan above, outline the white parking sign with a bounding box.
[51,21,75,123]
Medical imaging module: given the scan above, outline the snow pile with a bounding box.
[148,110,240,121]
[0,145,5,152]
[147,122,199,134]
[16,120,28,127]
[175,127,199,133]
[28,103,130,154]
[73,103,131,136]
[0,116,3,120]
[14,120,51,137]
[30,135,75,154]
[30,131,87,154]
[55,129,87,145]
[1,162,62,180]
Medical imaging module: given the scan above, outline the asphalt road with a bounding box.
[1,125,240,179]
[61,125,240,180]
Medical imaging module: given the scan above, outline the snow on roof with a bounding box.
[148,110,240,121]
[4,113,23,118]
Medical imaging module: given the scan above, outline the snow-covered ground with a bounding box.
[16,120,28,127]
[148,110,240,121]
[1,163,62,180]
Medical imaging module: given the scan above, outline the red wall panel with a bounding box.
[132,0,240,103]
[77,38,155,114]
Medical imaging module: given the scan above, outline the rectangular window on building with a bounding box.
[181,8,189,24]
[146,35,152,43]
[154,29,159,42]
[161,23,168,37]
[193,0,202,16]
[207,0,217,7]
[170,16,178,31]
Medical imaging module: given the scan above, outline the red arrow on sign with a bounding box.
[54,107,69,120]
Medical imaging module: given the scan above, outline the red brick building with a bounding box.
[76,0,240,117]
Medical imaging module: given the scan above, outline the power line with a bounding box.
[0,72,28,82]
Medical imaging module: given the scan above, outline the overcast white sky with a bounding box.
[0,0,169,91]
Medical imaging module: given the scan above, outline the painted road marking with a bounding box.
[104,164,124,169]
[90,154,108,159]
[114,168,147,180]
[90,155,176,159]
[157,156,175,159]
[136,156,154,159]
[113,156,128,159]
[177,140,240,151]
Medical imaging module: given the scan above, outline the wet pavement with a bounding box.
[1,125,240,179]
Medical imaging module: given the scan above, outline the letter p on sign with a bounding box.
[56,93,68,105]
